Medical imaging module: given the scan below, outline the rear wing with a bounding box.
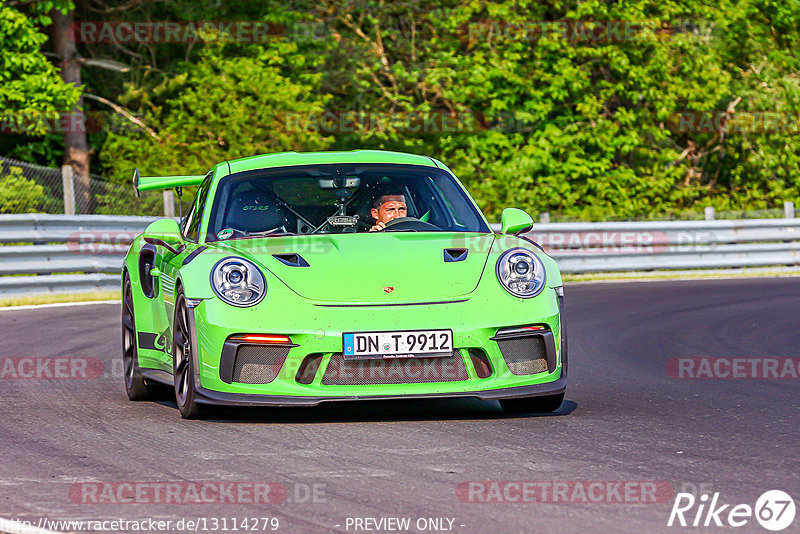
[132,168,204,197]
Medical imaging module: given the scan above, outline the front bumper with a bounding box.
[192,374,566,406]
[184,278,566,402]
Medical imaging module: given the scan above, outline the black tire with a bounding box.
[500,393,564,414]
[173,290,201,419]
[122,274,155,400]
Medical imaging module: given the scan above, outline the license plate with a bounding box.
[343,329,453,359]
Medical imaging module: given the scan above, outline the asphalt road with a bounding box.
[0,278,798,534]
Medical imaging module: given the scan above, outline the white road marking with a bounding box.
[0,300,119,312]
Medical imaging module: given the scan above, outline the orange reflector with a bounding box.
[229,334,292,344]
[523,326,545,330]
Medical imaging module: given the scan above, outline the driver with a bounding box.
[369,193,407,232]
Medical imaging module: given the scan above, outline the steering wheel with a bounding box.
[381,217,439,232]
[357,219,374,231]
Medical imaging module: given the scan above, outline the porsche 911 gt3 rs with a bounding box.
[122,150,566,418]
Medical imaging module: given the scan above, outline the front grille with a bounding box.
[322,350,469,385]
[232,345,290,384]
[496,336,549,375]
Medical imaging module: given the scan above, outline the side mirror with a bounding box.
[143,218,185,255]
[500,208,534,235]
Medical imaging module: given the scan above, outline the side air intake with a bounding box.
[443,248,468,262]
[273,253,310,267]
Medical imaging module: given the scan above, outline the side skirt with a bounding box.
[141,368,174,386]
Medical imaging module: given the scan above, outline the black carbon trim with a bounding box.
[273,253,310,267]
[137,330,169,353]
[443,248,468,262]
[491,328,558,374]
[138,244,158,298]
[219,341,238,384]
[137,332,158,351]
[191,375,566,407]
[182,245,208,265]
[557,294,568,377]
[220,339,299,384]
[140,368,173,386]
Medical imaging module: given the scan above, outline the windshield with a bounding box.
[204,163,490,241]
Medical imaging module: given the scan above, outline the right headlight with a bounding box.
[496,247,547,298]
[210,257,266,307]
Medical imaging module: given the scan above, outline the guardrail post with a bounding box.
[163,190,175,218]
[61,165,75,215]
[540,212,550,224]
[704,207,715,221]
[784,201,795,219]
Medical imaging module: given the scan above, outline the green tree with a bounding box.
[0,166,47,213]
[0,0,79,132]
[313,0,800,220]
[97,38,332,213]
[5,0,800,220]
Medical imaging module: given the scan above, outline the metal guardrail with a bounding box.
[510,219,800,273]
[0,274,121,296]
[2,215,800,297]
[0,214,160,243]
[0,245,123,276]
[0,215,160,297]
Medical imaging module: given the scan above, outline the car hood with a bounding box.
[209,232,497,303]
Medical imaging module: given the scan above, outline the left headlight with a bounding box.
[496,247,547,298]
[210,257,266,307]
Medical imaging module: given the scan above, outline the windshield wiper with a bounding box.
[239,230,295,239]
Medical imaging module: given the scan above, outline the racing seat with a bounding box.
[226,190,289,234]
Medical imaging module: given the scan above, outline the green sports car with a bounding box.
[122,150,566,418]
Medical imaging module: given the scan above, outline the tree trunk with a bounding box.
[51,8,90,213]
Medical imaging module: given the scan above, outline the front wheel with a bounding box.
[500,393,564,414]
[173,291,201,419]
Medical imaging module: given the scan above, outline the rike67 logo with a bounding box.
[668,490,795,531]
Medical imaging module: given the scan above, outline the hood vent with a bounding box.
[273,253,310,267]
[443,248,468,262]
